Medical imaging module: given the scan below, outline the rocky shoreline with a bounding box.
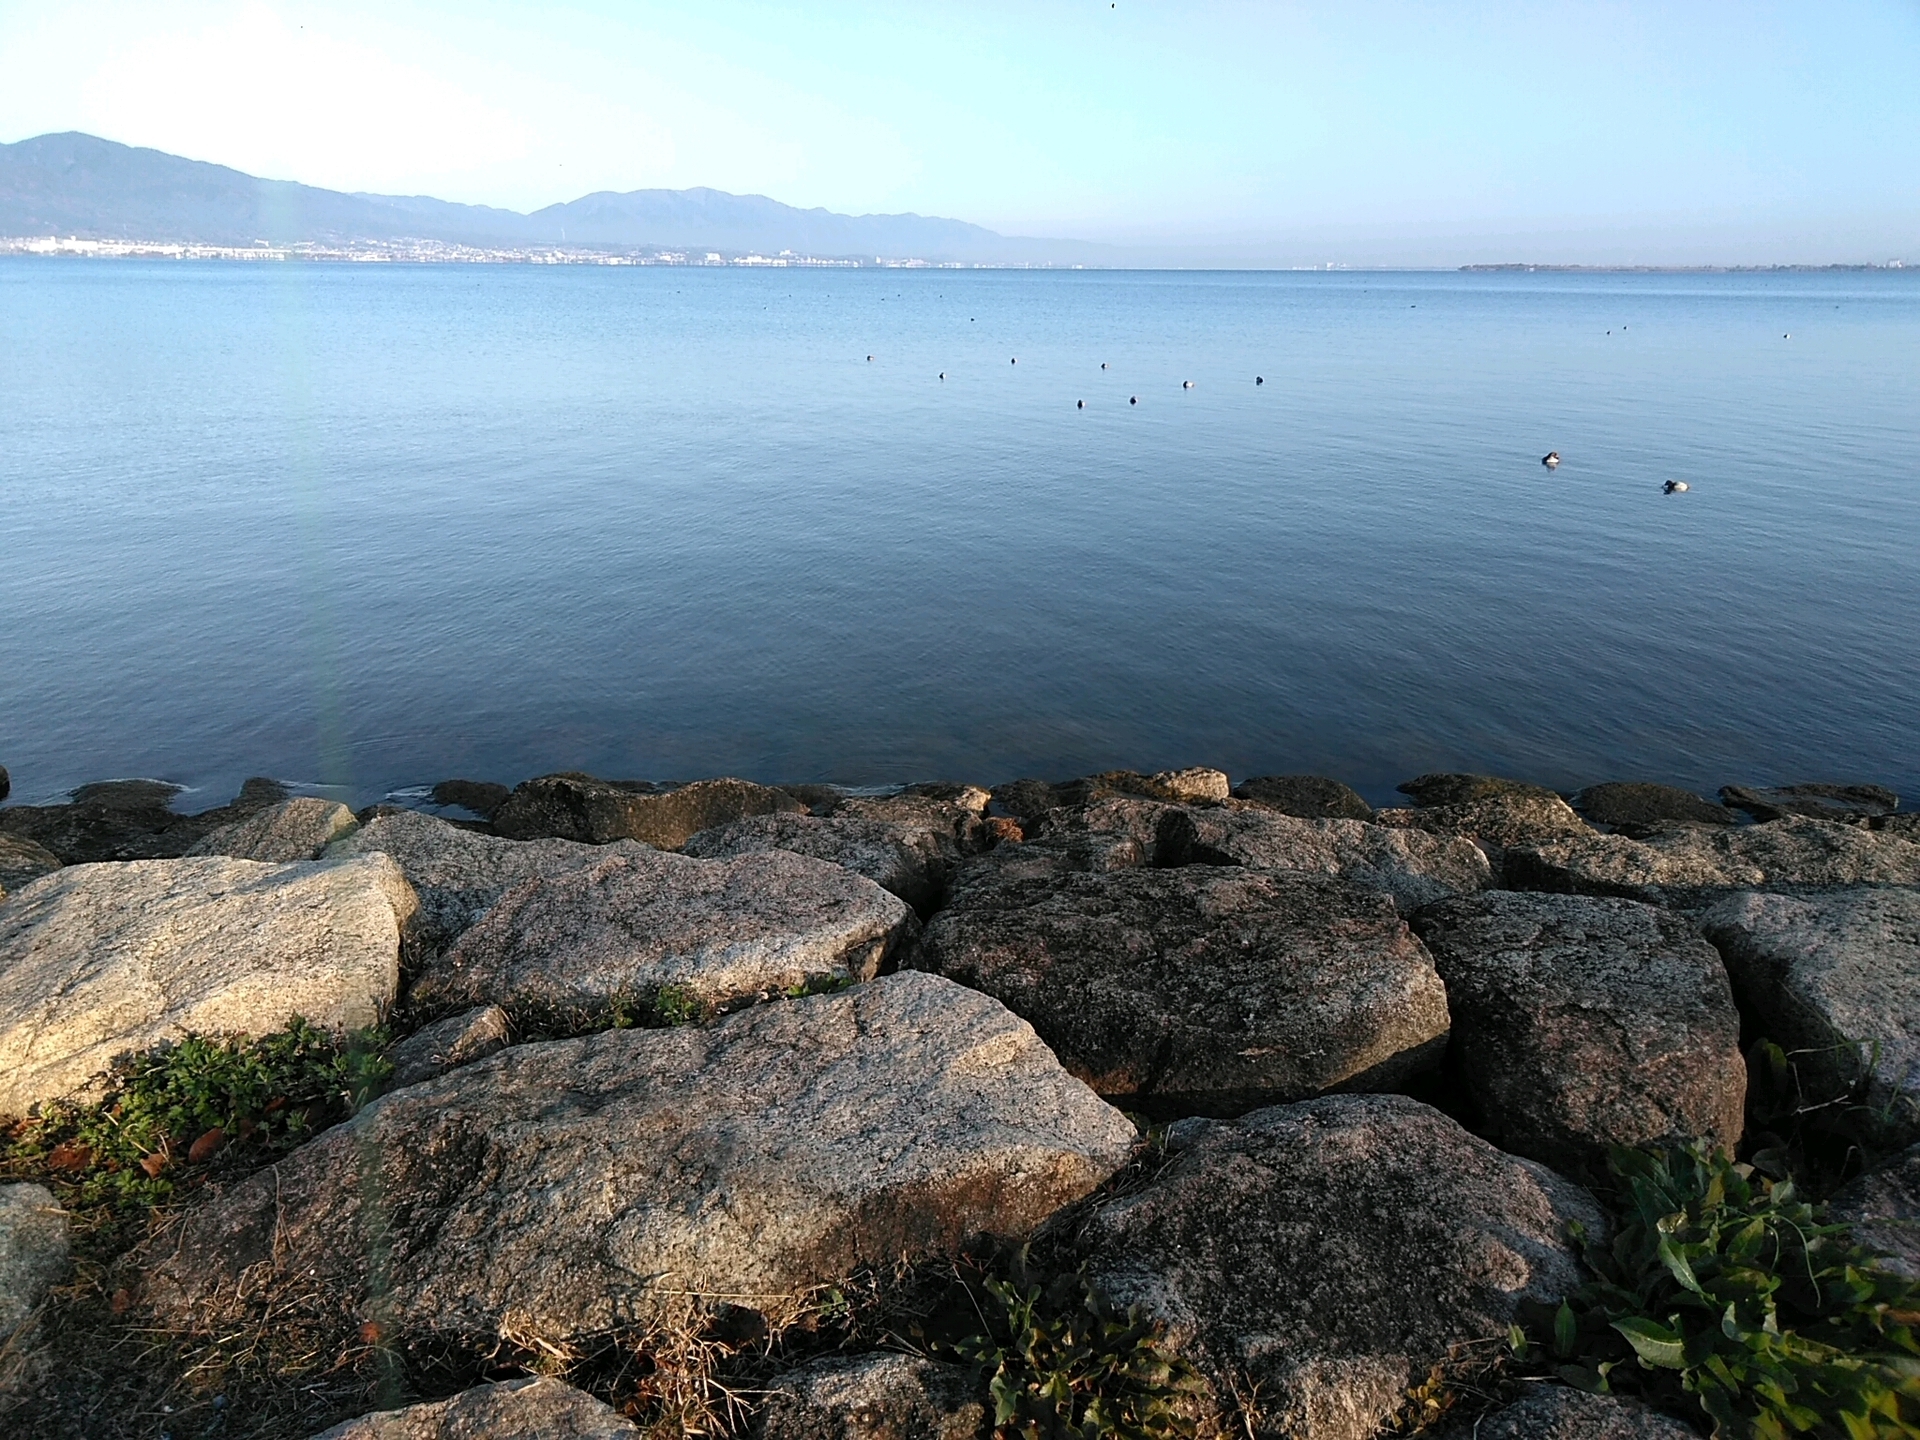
[1,762,1917,1438]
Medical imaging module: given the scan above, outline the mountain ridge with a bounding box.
[0,132,1105,263]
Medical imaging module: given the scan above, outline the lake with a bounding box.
[1,260,1915,810]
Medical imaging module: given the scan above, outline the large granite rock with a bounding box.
[325,809,655,952]
[411,848,915,1017]
[1414,892,1745,1173]
[430,779,512,820]
[310,1378,639,1439]
[1700,886,1920,1147]
[146,973,1138,1350]
[1396,773,1557,807]
[1508,816,1920,906]
[492,774,805,848]
[0,856,415,1116]
[1373,793,1594,881]
[1574,781,1734,834]
[1080,1094,1601,1440]
[1156,806,1492,914]
[683,811,962,915]
[1721,782,1899,825]
[0,1183,68,1343]
[0,833,61,896]
[755,1353,985,1440]
[1829,1143,1920,1281]
[1443,1387,1698,1439]
[1021,796,1176,869]
[187,796,358,862]
[384,1005,511,1088]
[1231,775,1373,821]
[0,776,288,864]
[989,770,1227,819]
[912,866,1449,1115]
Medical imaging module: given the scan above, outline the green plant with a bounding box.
[927,1247,1206,1440]
[0,1016,390,1227]
[1519,1143,1920,1438]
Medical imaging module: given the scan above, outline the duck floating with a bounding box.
[1542,452,1561,469]
[1664,480,1690,494]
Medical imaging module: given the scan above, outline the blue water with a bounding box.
[2,260,1916,810]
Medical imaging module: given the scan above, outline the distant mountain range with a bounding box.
[0,132,1109,264]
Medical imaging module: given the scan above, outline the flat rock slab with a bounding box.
[1082,1094,1600,1440]
[412,847,915,1017]
[756,1353,985,1440]
[493,774,805,848]
[682,811,961,914]
[1414,893,1745,1174]
[0,1183,68,1343]
[1721,782,1899,825]
[310,1378,638,1439]
[912,866,1449,1115]
[1830,1143,1920,1281]
[1509,816,1920,906]
[1396,773,1558,807]
[1700,886,1920,1147]
[1444,1387,1698,1439]
[385,1005,511,1088]
[0,856,415,1116]
[326,809,655,951]
[1231,775,1373,820]
[1156,807,1492,914]
[146,972,1138,1349]
[188,797,358,862]
[0,833,62,896]
[1574,782,1734,833]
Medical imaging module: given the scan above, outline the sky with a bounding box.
[1,0,1917,264]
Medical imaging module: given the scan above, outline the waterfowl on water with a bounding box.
[866,355,873,361]
[1664,480,1690,494]
[1130,396,1138,405]
[1101,362,1109,369]
[1182,380,1194,389]
[1076,400,1085,409]
[938,372,945,380]
[1542,452,1561,469]
[1255,376,1264,385]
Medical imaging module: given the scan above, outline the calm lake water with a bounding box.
[2,260,1916,810]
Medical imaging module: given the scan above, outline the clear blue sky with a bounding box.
[2,0,1916,263]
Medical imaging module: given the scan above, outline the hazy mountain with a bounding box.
[0,132,1105,263]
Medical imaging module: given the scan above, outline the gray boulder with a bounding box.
[1574,781,1734,834]
[411,848,914,1018]
[0,833,61,896]
[1396,773,1558,807]
[755,1353,984,1440]
[1721,782,1899,825]
[683,811,961,914]
[309,1378,638,1439]
[1443,1387,1698,1439]
[430,779,512,820]
[912,866,1449,1115]
[1231,775,1373,820]
[385,1005,511,1088]
[1021,796,1176,869]
[187,796,358,861]
[1156,806,1492,914]
[325,809,655,951]
[1829,1143,1920,1281]
[1080,1094,1602,1440]
[145,973,1138,1351]
[0,856,415,1116]
[1414,892,1745,1174]
[492,774,805,848]
[988,770,1227,819]
[0,1183,68,1343]
[0,776,288,864]
[1373,793,1594,880]
[1700,886,1920,1147]
[1508,816,1920,906]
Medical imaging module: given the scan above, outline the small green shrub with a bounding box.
[1520,1143,1920,1438]
[924,1247,1206,1440]
[0,1016,390,1228]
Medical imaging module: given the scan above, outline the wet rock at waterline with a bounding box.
[912,866,1450,1115]
[1507,816,1920,906]
[1155,806,1492,914]
[1413,892,1746,1174]
[1231,774,1373,820]
[755,1352,986,1440]
[410,847,915,1017]
[1573,781,1734,834]
[988,768,1229,820]
[384,1004,512,1088]
[325,809,655,952]
[0,833,62,896]
[1829,1143,1920,1281]
[145,973,1138,1348]
[683,811,964,914]
[1081,1094,1601,1440]
[429,779,512,820]
[1720,782,1899,825]
[1699,885,1920,1147]
[310,1377,640,1439]
[0,776,290,865]
[1395,772,1559,808]
[187,796,358,862]
[0,856,415,1115]
[491,773,806,848]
